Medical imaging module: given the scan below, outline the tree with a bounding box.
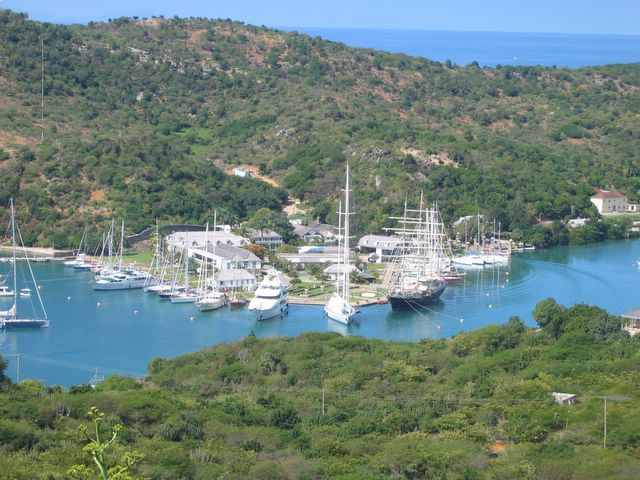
[245,208,295,242]
[532,298,567,338]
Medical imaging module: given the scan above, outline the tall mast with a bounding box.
[335,200,342,296]
[10,199,17,310]
[343,165,350,301]
[118,220,124,270]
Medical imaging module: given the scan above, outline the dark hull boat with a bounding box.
[387,278,446,311]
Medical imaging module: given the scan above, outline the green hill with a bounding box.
[1,10,640,246]
[1,300,639,478]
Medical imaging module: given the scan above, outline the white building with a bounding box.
[232,167,253,178]
[191,244,262,274]
[590,190,628,214]
[210,269,256,292]
[356,235,402,263]
[249,228,283,251]
[167,230,248,249]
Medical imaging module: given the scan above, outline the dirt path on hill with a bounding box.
[224,164,304,217]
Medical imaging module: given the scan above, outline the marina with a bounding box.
[0,238,639,386]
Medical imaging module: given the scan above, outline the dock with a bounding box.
[289,296,388,307]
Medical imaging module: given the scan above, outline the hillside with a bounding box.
[1,300,639,478]
[1,10,640,246]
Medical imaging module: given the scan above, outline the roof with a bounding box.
[215,269,256,282]
[323,264,359,275]
[357,235,402,249]
[249,228,282,239]
[591,191,626,200]
[169,231,248,247]
[293,221,336,237]
[552,392,577,403]
[202,244,261,262]
[622,308,640,320]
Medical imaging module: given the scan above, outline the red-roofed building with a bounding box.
[590,190,628,214]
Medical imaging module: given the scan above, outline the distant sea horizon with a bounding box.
[280,27,640,69]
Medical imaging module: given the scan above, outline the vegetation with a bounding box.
[1,10,640,248]
[1,300,639,478]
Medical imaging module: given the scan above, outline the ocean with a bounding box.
[283,28,640,68]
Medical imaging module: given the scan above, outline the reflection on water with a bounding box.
[2,238,640,386]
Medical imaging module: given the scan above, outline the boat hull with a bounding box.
[1,318,48,328]
[249,299,288,321]
[170,295,197,304]
[387,281,447,311]
[196,300,227,311]
[324,294,356,325]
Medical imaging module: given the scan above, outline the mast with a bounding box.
[197,222,209,300]
[342,164,351,301]
[335,200,342,296]
[118,220,125,270]
[212,210,217,290]
[10,199,17,312]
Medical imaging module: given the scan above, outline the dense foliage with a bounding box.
[1,300,639,478]
[1,10,640,247]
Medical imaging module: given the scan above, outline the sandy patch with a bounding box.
[400,148,459,168]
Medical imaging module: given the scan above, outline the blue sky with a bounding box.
[1,0,639,35]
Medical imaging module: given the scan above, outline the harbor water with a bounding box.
[1,238,639,386]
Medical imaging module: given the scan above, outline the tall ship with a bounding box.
[0,199,49,328]
[383,196,447,310]
[324,164,357,325]
[248,270,289,320]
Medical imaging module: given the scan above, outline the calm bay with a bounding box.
[1,238,639,386]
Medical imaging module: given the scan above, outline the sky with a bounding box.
[1,0,640,35]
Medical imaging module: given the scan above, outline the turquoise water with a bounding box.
[285,28,640,68]
[1,239,639,386]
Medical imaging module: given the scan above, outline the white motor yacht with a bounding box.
[248,270,288,320]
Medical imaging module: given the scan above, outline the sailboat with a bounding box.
[384,195,447,311]
[324,164,357,325]
[65,225,87,267]
[92,221,156,290]
[196,214,228,312]
[0,199,49,328]
[170,232,197,303]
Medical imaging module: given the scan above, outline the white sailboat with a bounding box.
[170,232,197,303]
[196,214,228,312]
[0,199,49,328]
[65,225,88,267]
[92,221,156,290]
[324,164,356,325]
